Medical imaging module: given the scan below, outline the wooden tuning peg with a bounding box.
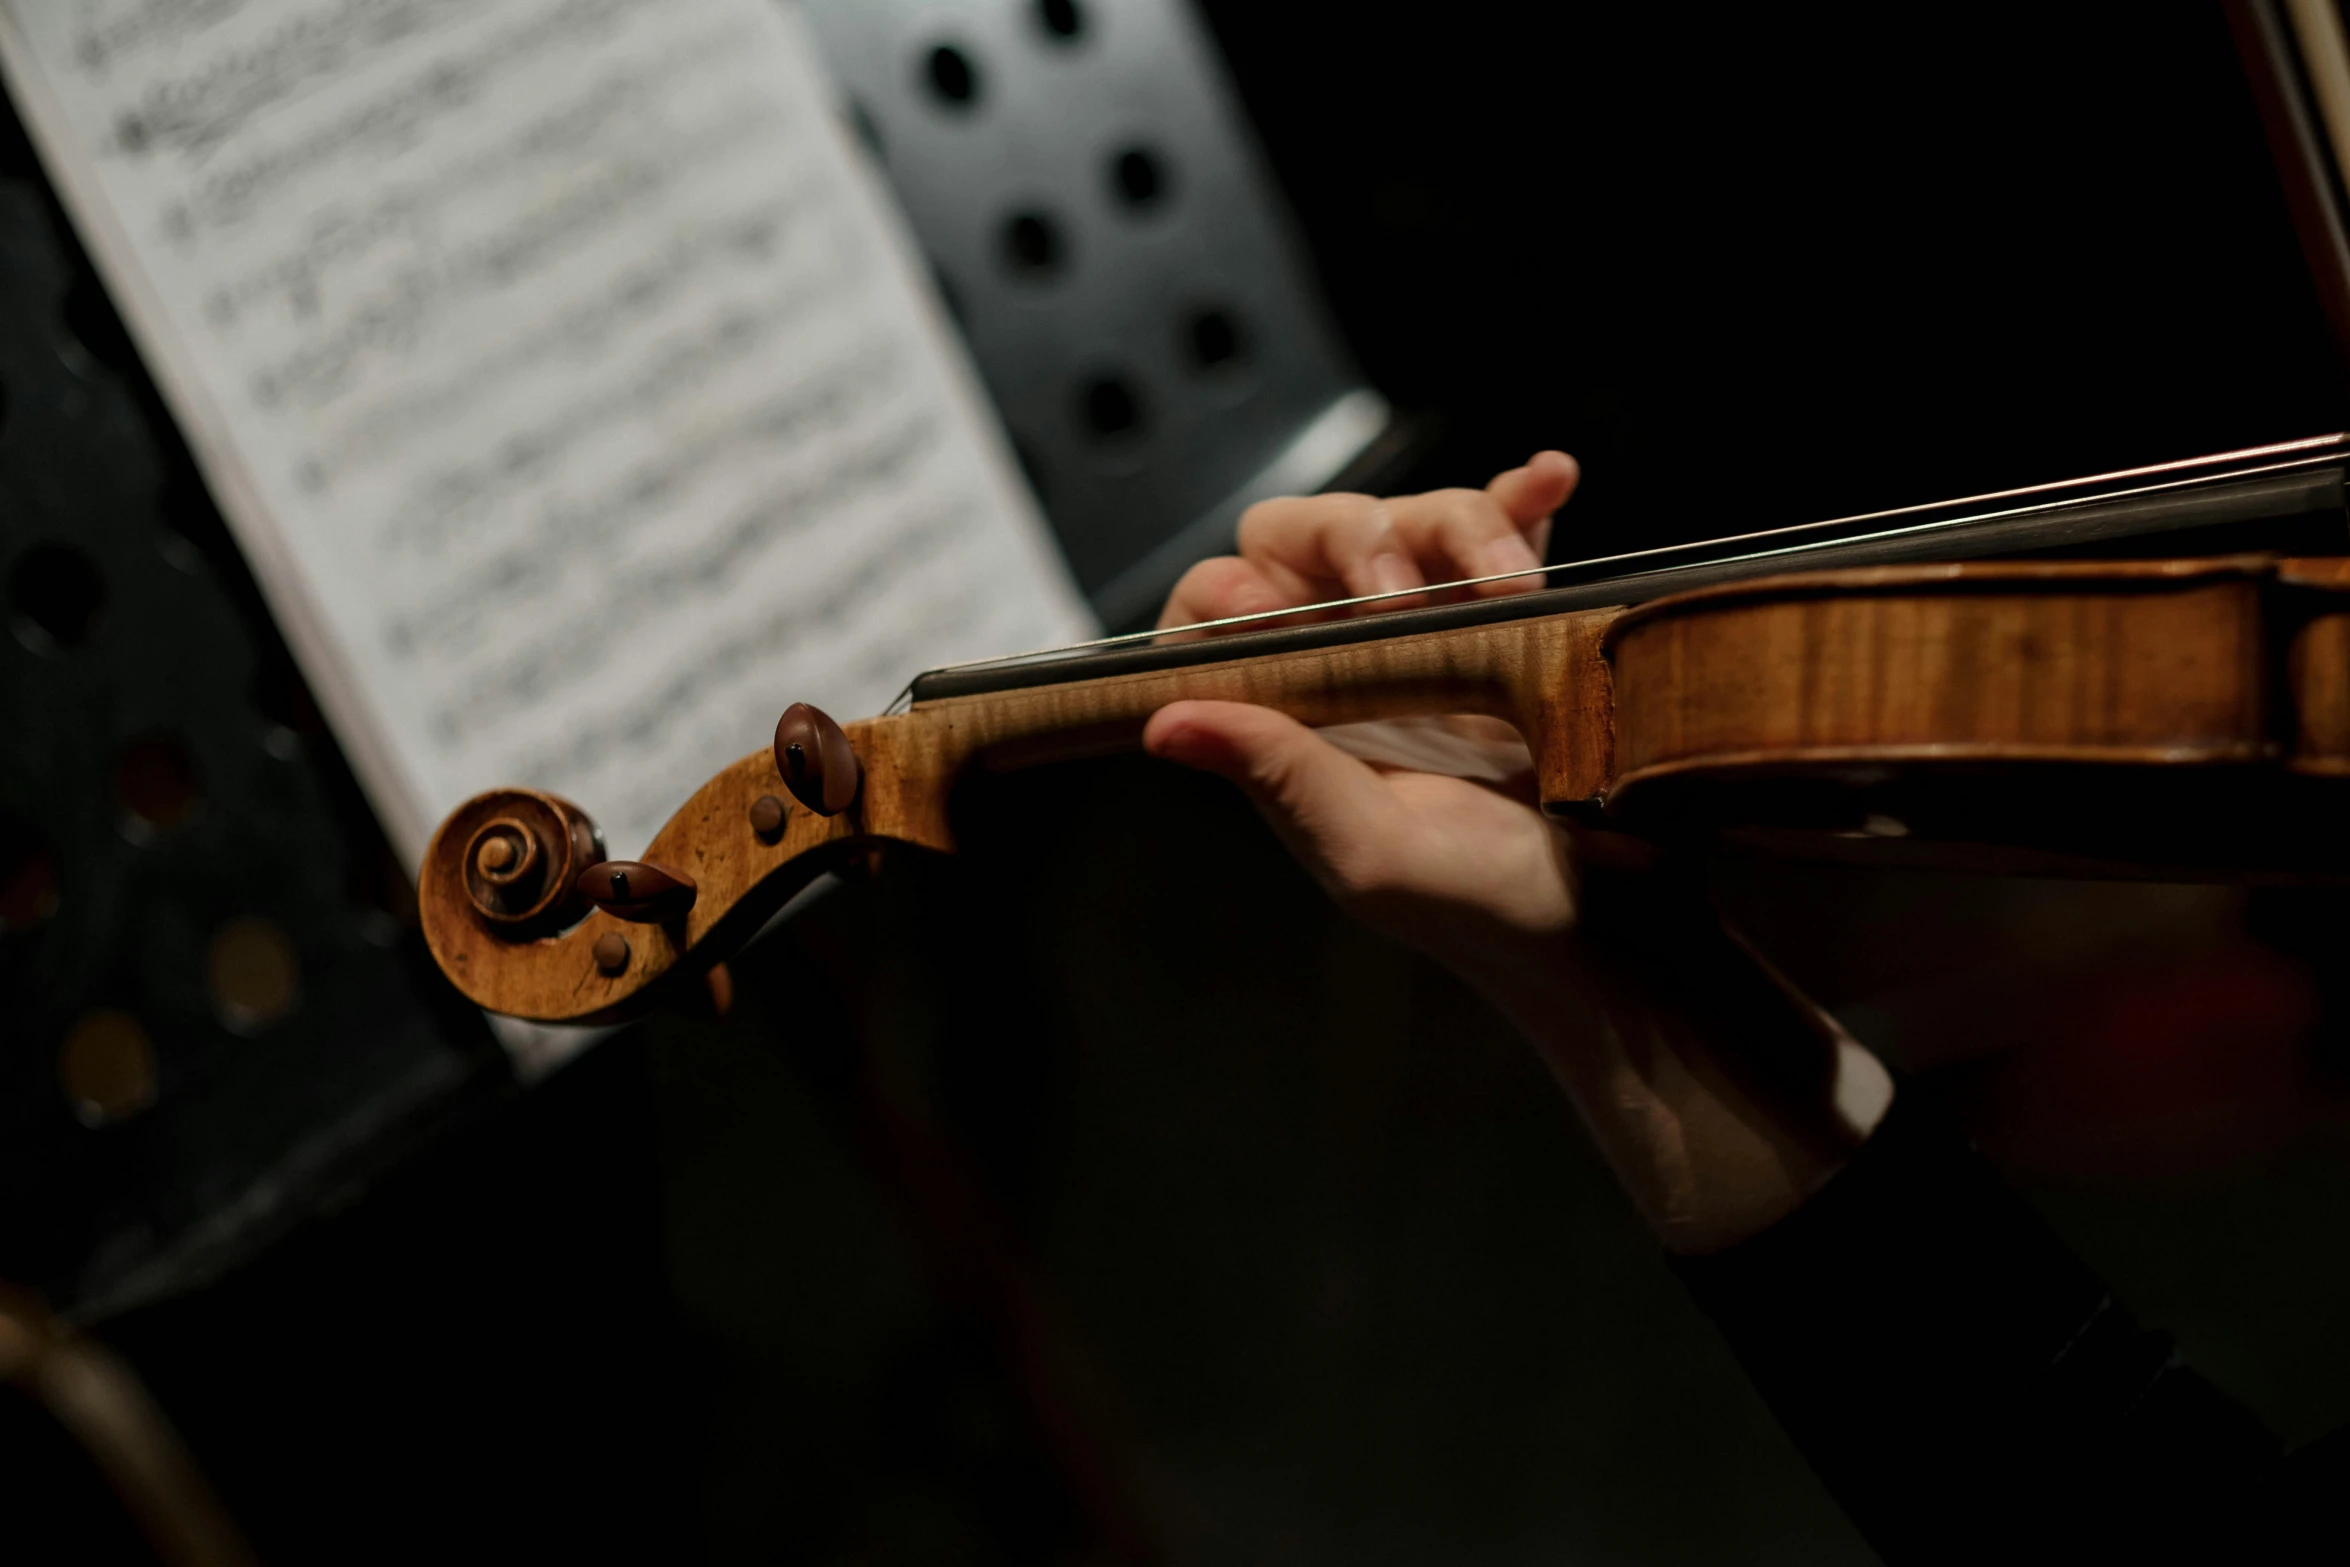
[574,859,698,923]
[773,702,860,815]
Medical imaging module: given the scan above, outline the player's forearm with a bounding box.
[1458,924,1894,1255]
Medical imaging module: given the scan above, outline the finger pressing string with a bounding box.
[1387,487,1547,597]
[1158,554,1292,630]
[1235,492,1429,604]
[1155,448,1583,638]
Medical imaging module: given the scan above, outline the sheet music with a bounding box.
[0,0,1093,876]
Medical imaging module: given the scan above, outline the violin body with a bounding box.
[422,553,2350,1023]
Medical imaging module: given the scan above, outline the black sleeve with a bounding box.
[1672,1089,2322,1565]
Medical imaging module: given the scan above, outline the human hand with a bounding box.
[1142,451,1892,1252]
[1156,450,1579,630]
[1143,452,1585,981]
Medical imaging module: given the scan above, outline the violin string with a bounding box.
[882,435,2347,715]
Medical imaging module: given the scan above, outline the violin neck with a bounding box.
[857,608,1620,849]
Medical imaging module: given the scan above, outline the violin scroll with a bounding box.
[444,788,604,934]
[420,714,891,1024]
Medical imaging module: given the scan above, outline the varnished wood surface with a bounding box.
[423,557,2350,1021]
[1605,561,2274,794]
[2292,614,2350,772]
[2283,556,2350,775]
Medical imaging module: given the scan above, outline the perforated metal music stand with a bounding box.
[801,0,1392,627]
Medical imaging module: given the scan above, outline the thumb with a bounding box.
[1143,700,1396,885]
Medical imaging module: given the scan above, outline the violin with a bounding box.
[419,437,2350,1024]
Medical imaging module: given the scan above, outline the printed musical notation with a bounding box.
[0,0,1091,874]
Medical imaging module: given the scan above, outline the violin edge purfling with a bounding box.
[421,554,2350,1024]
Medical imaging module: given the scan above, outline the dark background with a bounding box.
[12,2,2350,1563]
